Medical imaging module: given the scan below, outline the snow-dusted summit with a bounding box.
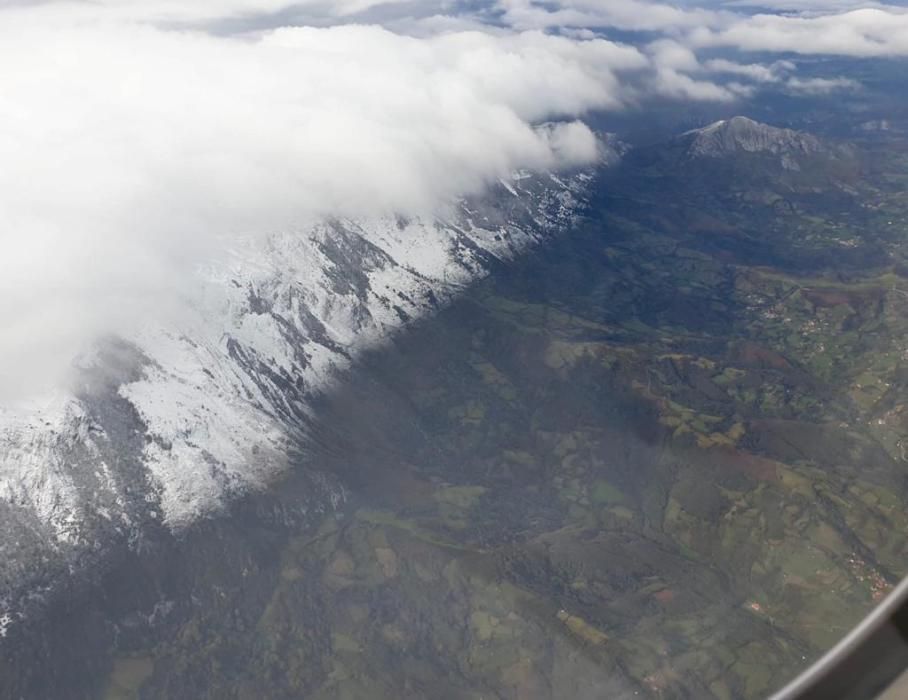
[685,116,823,160]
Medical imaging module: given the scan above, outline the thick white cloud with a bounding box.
[724,0,889,12]
[496,0,728,32]
[784,75,861,94]
[647,39,740,100]
[703,58,793,83]
[691,8,908,56]
[0,0,410,23]
[488,1,908,58]
[0,7,651,399]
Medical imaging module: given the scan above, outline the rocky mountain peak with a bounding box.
[686,116,823,162]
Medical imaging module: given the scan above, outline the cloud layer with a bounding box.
[692,7,908,57]
[1,0,906,400]
[0,8,650,399]
[492,1,908,57]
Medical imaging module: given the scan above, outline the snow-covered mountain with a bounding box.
[0,167,596,638]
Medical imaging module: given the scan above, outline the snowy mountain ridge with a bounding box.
[0,168,595,635]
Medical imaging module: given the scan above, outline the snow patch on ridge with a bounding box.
[0,399,95,544]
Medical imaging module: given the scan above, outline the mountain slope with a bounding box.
[0,168,595,637]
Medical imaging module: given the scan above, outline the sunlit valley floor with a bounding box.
[5,115,908,699]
